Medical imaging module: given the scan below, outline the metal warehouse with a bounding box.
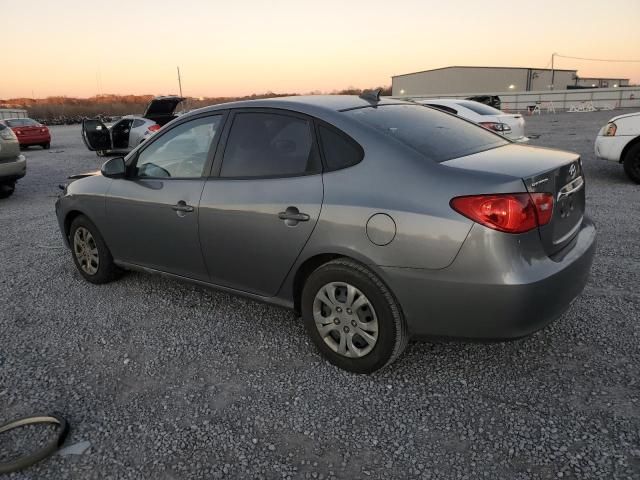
[0,108,27,120]
[391,66,630,96]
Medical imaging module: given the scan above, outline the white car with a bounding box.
[595,111,640,183]
[415,99,528,142]
[82,96,185,156]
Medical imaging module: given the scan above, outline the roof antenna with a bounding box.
[359,88,382,102]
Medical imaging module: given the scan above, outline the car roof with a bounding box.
[417,98,472,106]
[188,95,413,118]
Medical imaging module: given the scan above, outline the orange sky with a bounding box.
[2,0,639,98]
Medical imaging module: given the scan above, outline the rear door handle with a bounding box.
[278,206,310,225]
[172,200,194,216]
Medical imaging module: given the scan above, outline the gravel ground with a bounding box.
[0,110,638,480]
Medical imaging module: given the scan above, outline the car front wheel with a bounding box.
[69,215,122,284]
[301,259,408,373]
[623,142,640,184]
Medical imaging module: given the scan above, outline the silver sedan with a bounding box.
[0,123,26,198]
[56,94,596,373]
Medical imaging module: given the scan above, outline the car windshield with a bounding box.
[347,104,508,162]
[458,101,503,116]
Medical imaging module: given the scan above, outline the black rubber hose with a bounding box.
[0,414,69,474]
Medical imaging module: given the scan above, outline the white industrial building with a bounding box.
[392,66,630,96]
[0,108,27,120]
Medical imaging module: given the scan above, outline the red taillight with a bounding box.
[41,128,47,133]
[450,193,553,234]
[479,122,511,132]
[148,124,161,132]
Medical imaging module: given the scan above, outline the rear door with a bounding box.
[82,119,112,151]
[199,109,323,296]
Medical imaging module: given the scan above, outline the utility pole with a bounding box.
[177,66,183,97]
[550,52,556,90]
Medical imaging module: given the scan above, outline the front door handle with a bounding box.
[278,206,310,226]
[172,200,194,217]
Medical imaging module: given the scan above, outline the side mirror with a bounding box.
[101,157,126,178]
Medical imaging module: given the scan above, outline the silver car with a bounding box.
[0,123,26,198]
[56,95,596,373]
[82,96,185,156]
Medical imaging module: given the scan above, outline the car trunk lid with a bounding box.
[143,96,185,126]
[14,125,44,136]
[443,144,585,255]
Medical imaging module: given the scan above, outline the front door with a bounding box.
[199,110,324,296]
[82,119,111,151]
[103,114,225,280]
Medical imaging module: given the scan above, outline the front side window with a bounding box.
[135,115,222,178]
[220,112,320,178]
[347,104,508,163]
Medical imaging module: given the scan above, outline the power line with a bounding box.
[555,53,640,63]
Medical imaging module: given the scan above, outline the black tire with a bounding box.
[0,182,15,199]
[42,142,50,150]
[623,142,640,184]
[301,258,408,374]
[69,215,122,284]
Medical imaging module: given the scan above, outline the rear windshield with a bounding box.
[5,118,38,127]
[458,101,503,115]
[346,104,508,162]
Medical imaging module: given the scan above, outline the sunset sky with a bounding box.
[2,0,639,99]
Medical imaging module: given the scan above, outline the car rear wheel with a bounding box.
[42,142,50,150]
[0,182,15,199]
[69,215,122,284]
[623,143,640,184]
[301,259,408,373]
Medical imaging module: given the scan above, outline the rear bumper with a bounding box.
[0,155,27,182]
[381,217,596,339]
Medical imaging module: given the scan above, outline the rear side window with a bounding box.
[459,101,503,115]
[427,104,458,115]
[318,124,363,171]
[132,119,146,128]
[347,104,508,163]
[221,112,320,178]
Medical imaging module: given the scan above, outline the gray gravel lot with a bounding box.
[1,110,639,479]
